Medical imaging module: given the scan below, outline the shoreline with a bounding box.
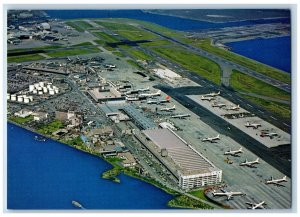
[7,120,217,209]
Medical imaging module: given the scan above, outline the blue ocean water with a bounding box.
[46,10,290,31]
[226,36,291,73]
[7,123,173,209]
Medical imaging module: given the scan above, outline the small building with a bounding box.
[32,111,48,121]
[118,152,137,168]
[14,109,32,118]
[39,22,51,31]
[55,110,76,121]
[91,126,114,137]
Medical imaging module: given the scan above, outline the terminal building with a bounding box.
[139,128,222,189]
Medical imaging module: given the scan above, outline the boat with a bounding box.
[72,200,84,209]
[34,135,46,142]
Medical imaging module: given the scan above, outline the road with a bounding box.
[142,27,291,93]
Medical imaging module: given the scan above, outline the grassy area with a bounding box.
[112,51,125,57]
[103,45,115,52]
[94,32,118,43]
[115,30,158,41]
[7,54,45,63]
[241,94,291,120]
[74,20,93,29]
[168,195,214,209]
[8,45,62,54]
[9,115,34,124]
[230,70,291,101]
[37,120,64,135]
[127,49,153,61]
[126,59,144,70]
[72,42,93,47]
[180,37,290,84]
[189,189,207,201]
[152,47,221,84]
[65,21,84,32]
[140,40,173,47]
[93,39,105,45]
[47,47,99,57]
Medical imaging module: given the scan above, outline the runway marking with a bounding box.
[258,110,264,113]
[247,104,253,108]
[270,116,277,120]
[283,123,290,127]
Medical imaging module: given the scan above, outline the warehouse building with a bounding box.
[141,128,222,189]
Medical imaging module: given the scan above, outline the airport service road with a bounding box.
[142,27,291,93]
[187,95,290,148]
[145,88,291,209]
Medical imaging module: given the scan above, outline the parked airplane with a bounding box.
[105,64,116,68]
[160,105,176,112]
[202,134,220,143]
[266,176,287,186]
[246,201,266,209]
[260,132,278,138]
[224,147,243,156]
[126,96,140,101]
[240,158,260,168]
[212,189,245,200]
[139,90,161,98]
[201,96,215,101]
[245,122,261,129]
[171,114,190,119]
[212,102,226,108]
[205,91,221,97]
[137,87,150,92]
[147,99,170,104]
[226,104,240,111]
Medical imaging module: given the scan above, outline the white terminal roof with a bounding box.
[143,128,219,175]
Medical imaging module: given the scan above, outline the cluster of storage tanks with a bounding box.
[7,82,60,104]
[7,93,33,104]
[29,82,59,96]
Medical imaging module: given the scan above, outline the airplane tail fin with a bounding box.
[255,158,259,163]
[217,134,220,139]
[157,90,161,95]
[237,105,240,108]
[239,147,243,152]
[218,91,221,95]
[212,190,216,196]
[283,176,287,181]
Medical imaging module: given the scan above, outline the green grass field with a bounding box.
[241,94,291,120]
[189,189,207,201]
[94,32,118,43]
[152,47,221,84]
[180,38,290,84]
[8,54,45,63]
[112,51,125,57]
[47,47,99,57]
[37,120,64,135]
[72,42,93,47]
[127,49,153,61]
[168,195,213,209]
[65,21,84,32]
[74,20,93,29]
[9,115,34,124]
[230,70,290,101]
[126,59,144,70]
[140,40,173,47]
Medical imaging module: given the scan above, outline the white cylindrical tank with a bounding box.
[49,90,55,95]
[43,87,48,93]
[29,85,35,92]
[38,91,43,95]
[39,82,44,87]
[33,90,38,94]
[34,83,40,89]
[24,97,30,103]
[7,93,10,100]
[37,87,42,91]
[54,88,59,94]
[11,94,17,101]
[29,96,33,101]
[17,95,23,102]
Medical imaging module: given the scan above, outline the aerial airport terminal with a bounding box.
[6,10,292,210]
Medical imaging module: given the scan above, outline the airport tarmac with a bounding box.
[187,94,291,148]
